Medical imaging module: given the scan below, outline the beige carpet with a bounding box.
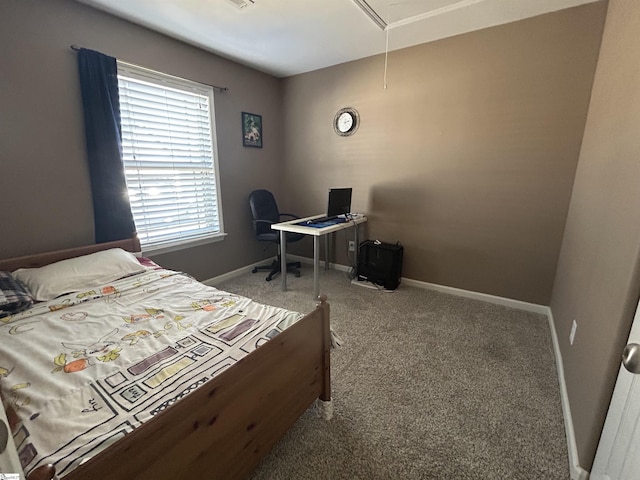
[216,265,570,479]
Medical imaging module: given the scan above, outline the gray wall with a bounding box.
[0,0,286,281]
[281,3,607,305]
[551,0,640,470]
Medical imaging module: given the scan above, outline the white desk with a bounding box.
[271,214,367,299]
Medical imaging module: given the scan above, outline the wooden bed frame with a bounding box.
[0,238,332,480]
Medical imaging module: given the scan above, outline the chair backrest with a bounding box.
[249,189,280,237]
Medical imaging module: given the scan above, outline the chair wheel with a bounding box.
[266,276,272,281]
[252,268,258,273]
[295,272,301,278]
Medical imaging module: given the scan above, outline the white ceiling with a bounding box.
[76,0,600,78]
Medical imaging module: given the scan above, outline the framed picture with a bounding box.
[242,112,263,148]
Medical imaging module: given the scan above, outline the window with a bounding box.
[117,62,224,253]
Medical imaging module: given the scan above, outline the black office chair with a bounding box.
[249,189,305,281]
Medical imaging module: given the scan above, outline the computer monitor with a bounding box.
[326,187,352,219]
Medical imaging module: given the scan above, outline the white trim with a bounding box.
[546,307,590,480]
[202,257,276,286]
[400,277,549,314]
[117,60,225,251]
[202,255,353,286]
[142,233,226,256]
[204,256,588,478]
[207,255,549,313]
[118,60,211,95]
[388,0,486,30]
[289,254,353,272]
[292,257,547,314]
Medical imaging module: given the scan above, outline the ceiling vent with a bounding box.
[227,0,255,9]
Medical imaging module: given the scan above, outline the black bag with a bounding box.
[357,240,403,290]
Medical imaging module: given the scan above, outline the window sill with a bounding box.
[141,233,227,256]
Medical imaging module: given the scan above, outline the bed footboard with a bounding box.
[58,296,331,480]
[3,238,331,480]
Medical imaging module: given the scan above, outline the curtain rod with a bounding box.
[70,45,229,93]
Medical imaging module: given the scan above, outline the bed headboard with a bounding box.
[0,236,141,272]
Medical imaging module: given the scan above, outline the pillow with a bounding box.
[12,248,146,302]
[0,271,34,318]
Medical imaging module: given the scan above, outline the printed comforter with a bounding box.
[0,269,302,477]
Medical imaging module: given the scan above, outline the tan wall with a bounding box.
[550,0,640,470]
[0,0,285,281]
[282,3,607,305]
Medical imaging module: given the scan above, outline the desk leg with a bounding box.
[324,235,329,270]
[314,235,320,299]
[280,231,287,292]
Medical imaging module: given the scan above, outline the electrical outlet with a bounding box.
[569,320,577,345]
[348,241,356,252]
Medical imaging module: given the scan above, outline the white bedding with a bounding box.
[0,269,302,477]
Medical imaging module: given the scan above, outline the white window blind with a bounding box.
[117,62,224,252]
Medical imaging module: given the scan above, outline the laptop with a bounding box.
[326,187,352,220]
[305,187,352,224]
[297,188,353,226]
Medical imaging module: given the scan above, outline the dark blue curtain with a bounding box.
[77,48,135,243]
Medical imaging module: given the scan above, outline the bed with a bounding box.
[0,237,331,480]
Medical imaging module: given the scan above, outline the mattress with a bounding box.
[0,269,302,477]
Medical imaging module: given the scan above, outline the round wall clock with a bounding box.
[333,107,359,136]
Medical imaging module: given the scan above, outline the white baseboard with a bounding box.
[208,256,548,314]
[204,256,587,479]
[407,281,588,478]
[201,255,351,287]
[201,257,277,286]
[400,277,549,314]
[288,254,353,273]
[546,307,590,480]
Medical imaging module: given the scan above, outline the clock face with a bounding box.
[337,112,354,133]
[333,107,359,136]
